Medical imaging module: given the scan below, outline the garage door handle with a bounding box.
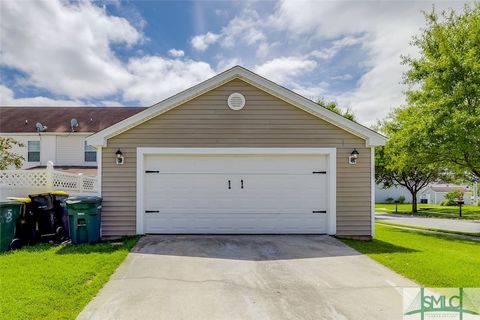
[228,180,231,189]
[241,180,244,189]
[313,210,327,214]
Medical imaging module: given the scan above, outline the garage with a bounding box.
[88,66,386,238]
[138,149,336,234]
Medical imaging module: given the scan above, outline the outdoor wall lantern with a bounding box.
[116,149,125,165]
[349,148,359,165]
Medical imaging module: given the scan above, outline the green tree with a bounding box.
[402,4,480,179]
[0,137,24,170]
[375,109,443,213]
[316,99,356,121]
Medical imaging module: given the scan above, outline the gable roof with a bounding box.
[87,66,387,147]
[428,184,469,193]
[0,107,146,133]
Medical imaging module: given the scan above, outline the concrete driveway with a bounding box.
[78,235,417,320]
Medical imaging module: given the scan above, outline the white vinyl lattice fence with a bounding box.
[0,162,98,197]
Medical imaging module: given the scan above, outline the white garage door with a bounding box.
[142,152,330,234]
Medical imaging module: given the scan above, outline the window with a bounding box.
[27,141,40,162]
[84,141,97,162]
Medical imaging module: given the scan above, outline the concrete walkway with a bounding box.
[376,213,480,234]
[78,235,417,320]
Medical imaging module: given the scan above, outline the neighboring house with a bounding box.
[376,183,475,205]
[87,66,387,239]
[419,184,474,205]
[0,107,145,173]
[375,183,423,203]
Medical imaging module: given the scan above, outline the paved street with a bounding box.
[376,213,480,234]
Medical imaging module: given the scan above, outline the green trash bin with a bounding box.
[0,201,23,252]
[66,196,102,244]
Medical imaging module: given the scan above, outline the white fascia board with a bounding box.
[87,66,387,147]
[1,132,94,136]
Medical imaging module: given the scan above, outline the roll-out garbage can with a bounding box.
[66,196,102,244]
[29,193,65,242]
[7,197,36,245]
[51,191,69,240]
[0,201,23,252]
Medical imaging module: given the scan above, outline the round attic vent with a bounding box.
[227,93,246,110]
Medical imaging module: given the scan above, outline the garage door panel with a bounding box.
[145,174,326,214]
[231,175,327,212]
[145,174,234,212]
[145,154,326,174]
[145,213,327,234]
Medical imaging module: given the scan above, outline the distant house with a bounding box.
[0,107,146,174]
[375,183,421,204]
[376,182,474,205]
[419,184,473,205]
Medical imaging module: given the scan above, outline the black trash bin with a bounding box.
[51,191,69,240]
[7,197,37,246]
[29,193,65,242]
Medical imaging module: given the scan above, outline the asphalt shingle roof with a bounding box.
[0,106,147,133]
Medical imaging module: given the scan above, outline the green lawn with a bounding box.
[375,203,480,220]
[0,237,138,320]
[341,224,480,288]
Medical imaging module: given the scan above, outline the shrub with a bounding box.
[397,196,406,204]
[441,189,464,206]
[385,197,394,203]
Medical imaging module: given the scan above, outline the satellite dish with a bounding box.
[70,118,79,132]
[36,122,47,132]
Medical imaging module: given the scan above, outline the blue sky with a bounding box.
[0,0,468,125]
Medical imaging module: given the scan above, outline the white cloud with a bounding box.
[99,100,125,107]
[254,57,317,84]
[268,0,465,125]
[221,11,266,48]
[124,56,216,105]
[0,85,82,106]
[331,74,354,81]
[0,0,142,99]
[291,82,329,101]
[191,9,267,52]
[168,48,185,58]
[309,36,365,60]
[191,32,221,51]
[256,42,271,58]
[216,57,242,73]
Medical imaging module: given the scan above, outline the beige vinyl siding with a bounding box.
[102,79,372,237]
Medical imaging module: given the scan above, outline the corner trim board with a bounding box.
[371,147,375,238]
